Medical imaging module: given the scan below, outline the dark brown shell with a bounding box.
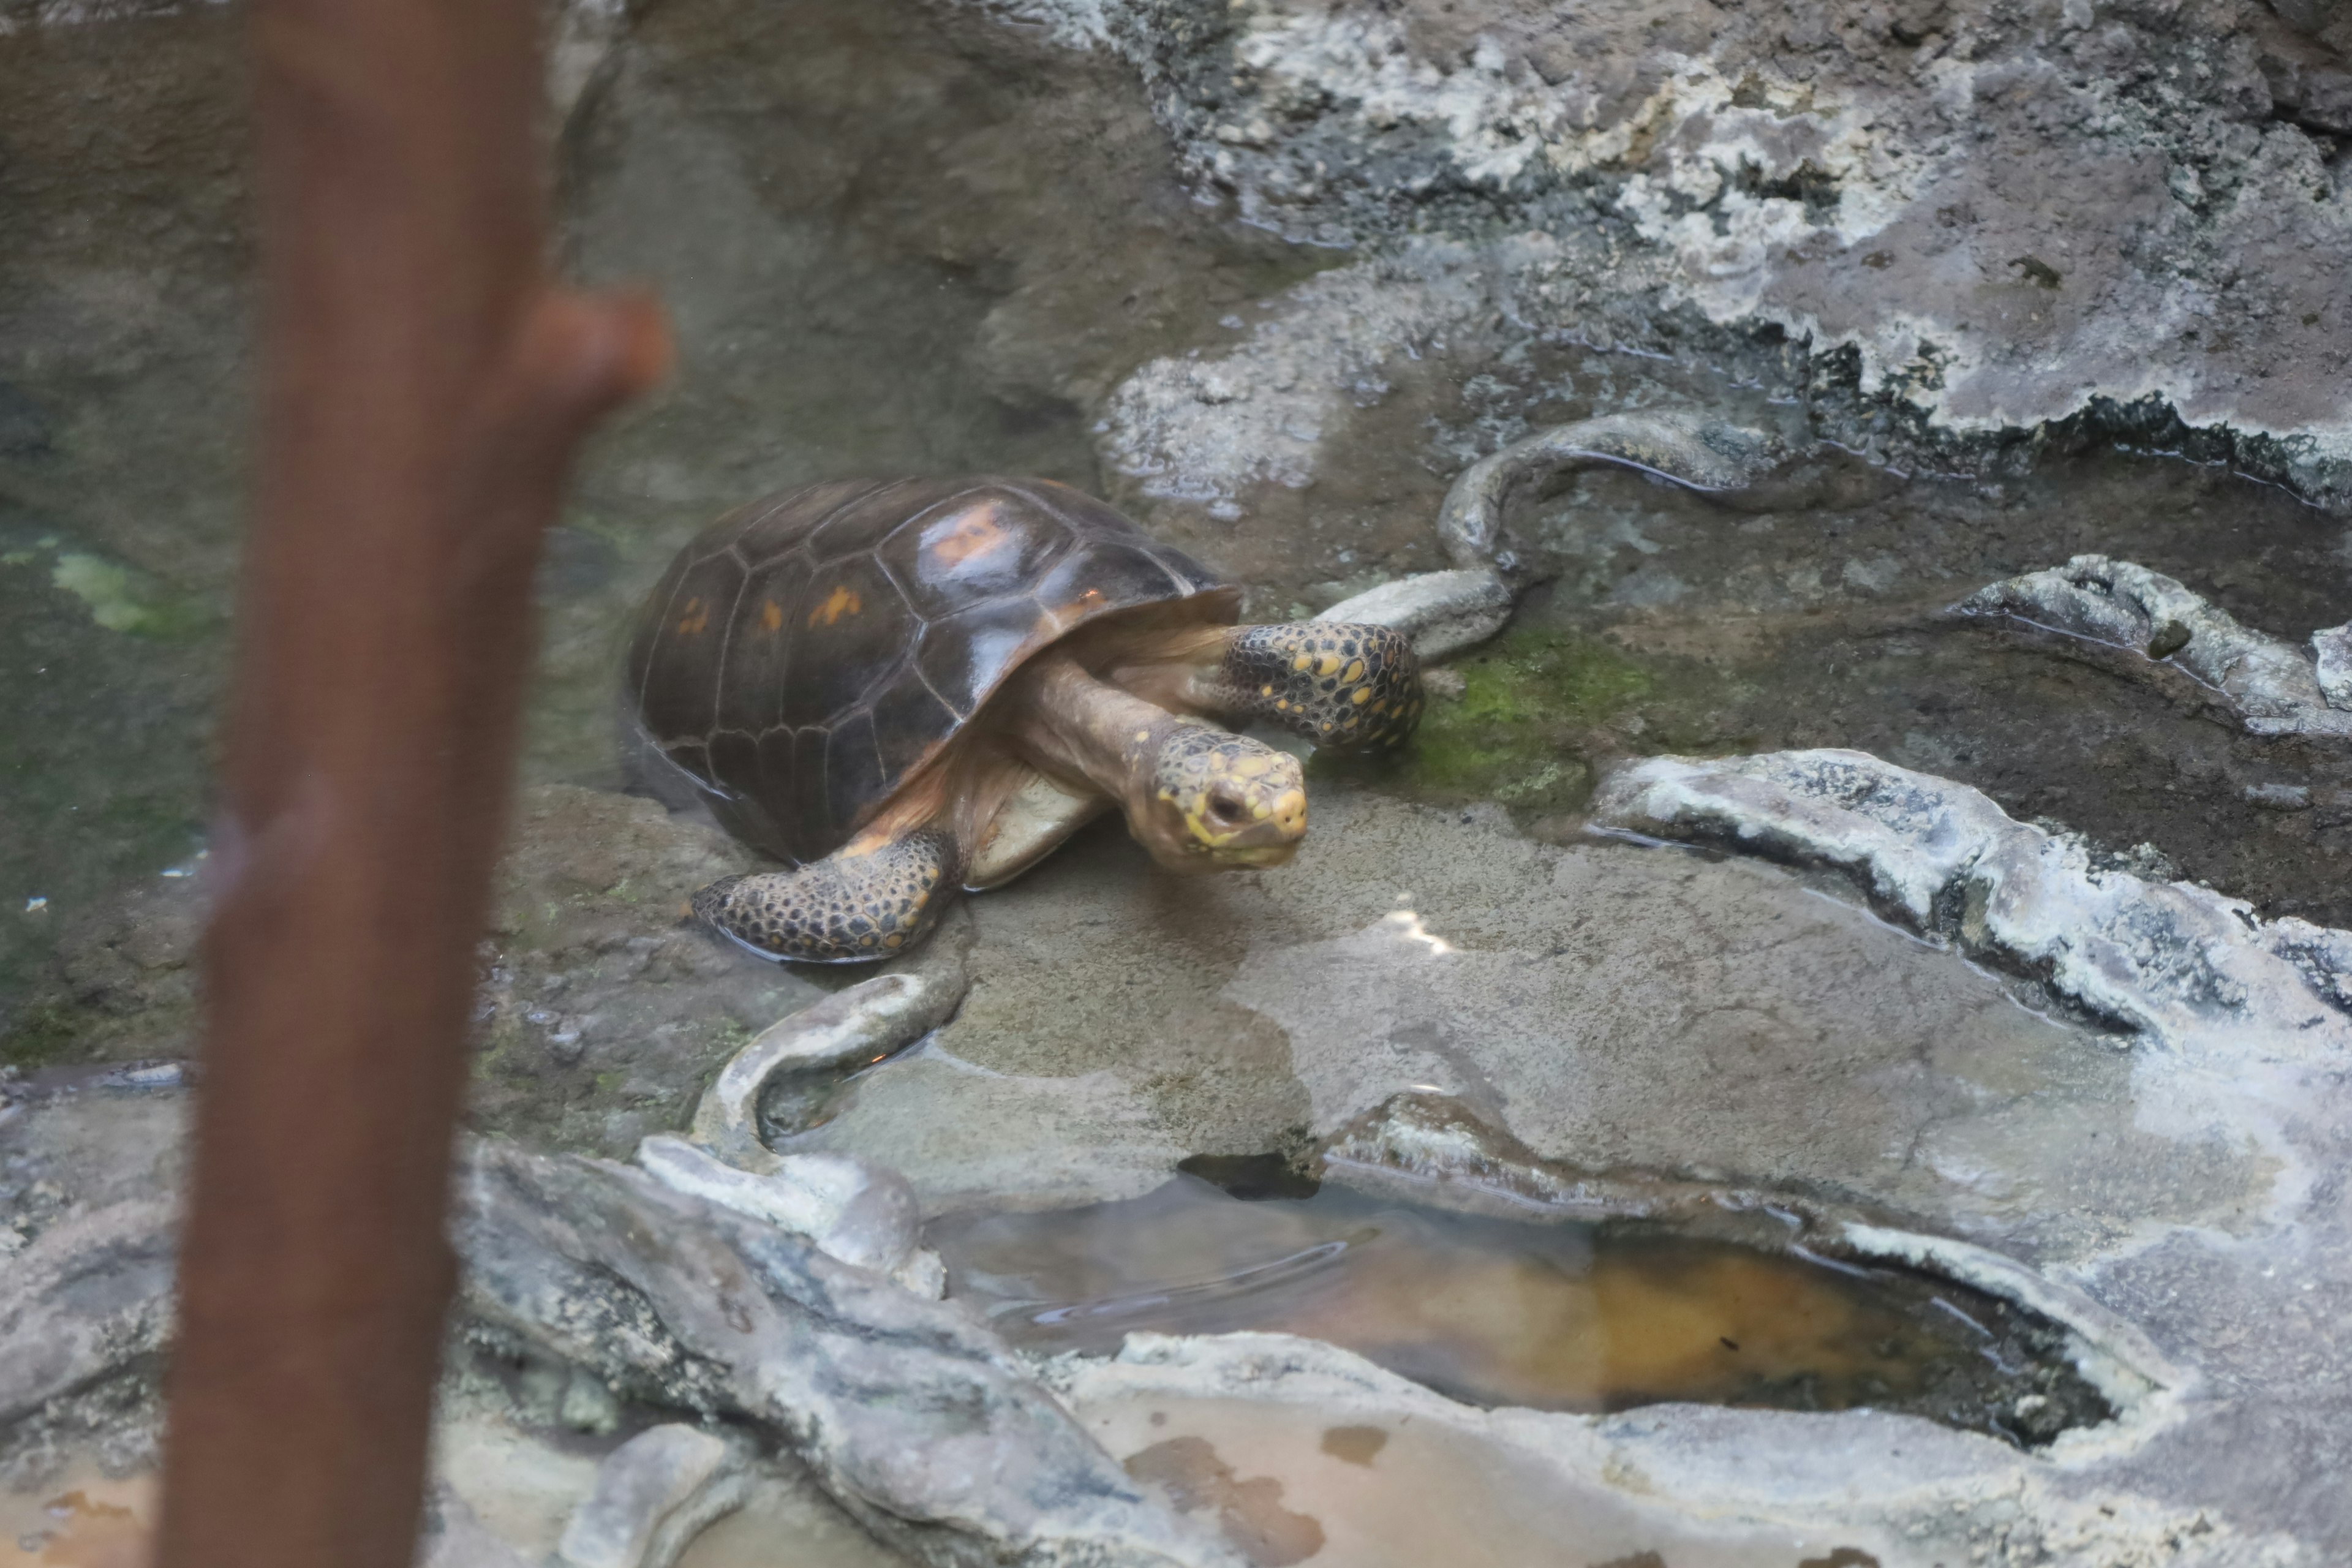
[627,476,1235,864]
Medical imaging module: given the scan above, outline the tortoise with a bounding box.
[627,476,1424,962]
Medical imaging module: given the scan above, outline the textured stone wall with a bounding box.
[975,0,2352,505]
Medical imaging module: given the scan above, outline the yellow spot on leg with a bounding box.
[1351,687,1373,705]
[1342,660,1365,682]
[1292,654,1313,672]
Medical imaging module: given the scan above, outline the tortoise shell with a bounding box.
[627,476,1235,865]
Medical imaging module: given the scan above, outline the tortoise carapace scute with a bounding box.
[627,476,1237,865]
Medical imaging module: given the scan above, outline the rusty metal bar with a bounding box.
[153,0,669,1560]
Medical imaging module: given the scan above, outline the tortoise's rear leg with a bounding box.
[693,826,961,963]
[1199,622,1424,750]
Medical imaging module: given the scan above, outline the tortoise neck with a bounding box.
[1001,652,1183,810]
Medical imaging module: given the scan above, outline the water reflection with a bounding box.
[930,1173,2108,1445]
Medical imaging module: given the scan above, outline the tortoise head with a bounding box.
[1133,722,1307,872]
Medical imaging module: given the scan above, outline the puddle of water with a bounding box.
[0,1467,153,1568]
[930,1172,2106,1447]
[1079,1391,1882,1568]
[671,1476,909,1568]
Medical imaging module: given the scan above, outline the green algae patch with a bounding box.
[1,1000,88,1071]
[1402,631,1654,814]
[1318,628,1743,819]
[48,552,213,639]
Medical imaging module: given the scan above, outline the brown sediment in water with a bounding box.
[1124,1435,1327,1567]
[1078,1391,1888,1568]
[0,1477,154,1568]
[1317,1425,1388,1466]
[929,1174,2108,1446]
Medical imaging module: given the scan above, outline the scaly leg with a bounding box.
[1196,622,1423,750]
[693,826,960,963]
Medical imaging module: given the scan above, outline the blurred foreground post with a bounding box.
[155,0,668,1561]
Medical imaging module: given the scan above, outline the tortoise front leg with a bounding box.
[1197,622,1424,751]
[693,826,962,963]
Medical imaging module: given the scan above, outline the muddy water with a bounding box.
[930,1174,2103,1447]
[0,1466,152,1568]
[1079,1392,1885,1568]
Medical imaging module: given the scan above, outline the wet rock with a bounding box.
[547,0,635,121]
[796,783,2250,1254]
[635,1135,941,1294]
[0,1091,1236,1567]
[769,756,2352,1547]
[554,1424,750,1568]
[1958,554,2352,739]
[454,1142,1246,1568]
[1587,748,2352,1545]
[0,1079,182,1427]
[1433,413,1792,576]
[420,1483,540,1568]
[2,0,634,130]
[466,784,818,1156]
[1304,412,1795,662]
[1594,747,2352,1052]
[2,783,813,1155]
[2313,620,2352,709]
[2,877,206,1069]
[0,1197,175,1429]
[685,918,970,1163]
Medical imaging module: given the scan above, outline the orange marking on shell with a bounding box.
[810,584,864,627]
[926,502,1013,569]
[760,599,784,633]
[677,597,710,635]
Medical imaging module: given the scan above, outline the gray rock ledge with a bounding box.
[1957,554,2352,739]
[1593,747,2352,1058]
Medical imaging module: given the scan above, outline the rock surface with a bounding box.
[554,1424,751,1568]
[635,1136,941,1295]
[1959,552,2352,737]
[1586,748,2352,1555]
[10,0,2352,1558]
[2,784,815,1156]
[11,752,2352,1555]
[998,0,2352,507]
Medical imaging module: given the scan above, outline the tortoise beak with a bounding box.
[1195,789,1306,865]
[1216,837,1302,869]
